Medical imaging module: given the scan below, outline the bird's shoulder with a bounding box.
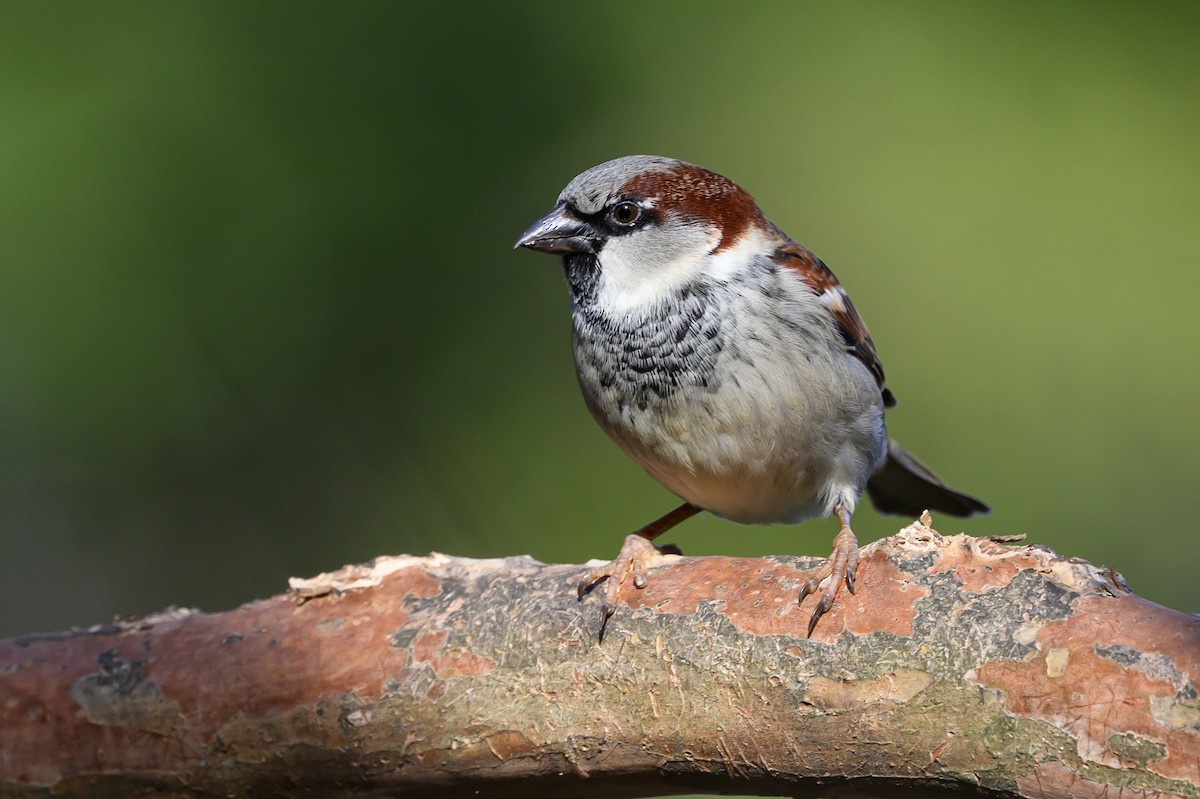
[770,238,895,408]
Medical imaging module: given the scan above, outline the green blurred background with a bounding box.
[2,1,1198,640]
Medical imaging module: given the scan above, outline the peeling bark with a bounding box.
[1,517,1197,798]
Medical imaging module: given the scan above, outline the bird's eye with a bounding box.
[607,201,642,229]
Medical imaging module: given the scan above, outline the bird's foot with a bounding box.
[798,522,859,637]
[576,533,680,640]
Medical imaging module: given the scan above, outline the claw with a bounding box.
[797,506,860,638]
[575,534,656,601]
[598,601,614,642]
[576,533,676,639]
[575,503,699,641]
[806,594,835,638]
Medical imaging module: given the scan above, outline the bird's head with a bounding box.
[516,155,777,313]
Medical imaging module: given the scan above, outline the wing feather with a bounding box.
[775,241,896,408]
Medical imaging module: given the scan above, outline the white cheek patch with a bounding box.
[594,226,713,315]
[594,224,769,316]
[596,248,703,313]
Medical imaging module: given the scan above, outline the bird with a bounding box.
[515,155,988,637]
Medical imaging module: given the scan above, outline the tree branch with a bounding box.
[2,516,1198,798]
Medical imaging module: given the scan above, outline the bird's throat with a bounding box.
[562,253,601,306]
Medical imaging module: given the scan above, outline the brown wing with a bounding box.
[775,240,896,408]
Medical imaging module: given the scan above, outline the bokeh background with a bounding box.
[3,1,1198,643]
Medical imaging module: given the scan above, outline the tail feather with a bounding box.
[866,439,989,518]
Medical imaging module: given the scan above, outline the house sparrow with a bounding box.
[516,155,988,637]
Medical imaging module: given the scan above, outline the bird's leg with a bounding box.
[577,502,699,638]
[797,503,860,637]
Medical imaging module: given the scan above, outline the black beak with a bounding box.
[514,203,600,254]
